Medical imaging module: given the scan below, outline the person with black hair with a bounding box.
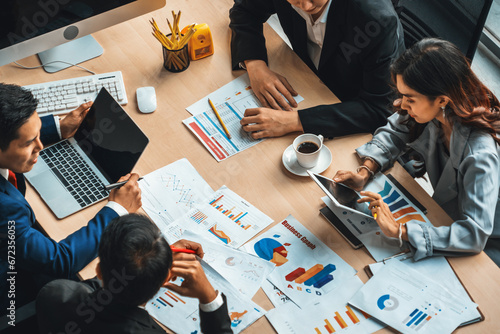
[36,214,232,334]
[230,0,405,139]
[0,82,142,311]
[333,38,500,265]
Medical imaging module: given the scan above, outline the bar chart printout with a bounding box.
[207,186,273,232]
[244,215,357,307]
[266,276,385,334]
[348,260,472,334]
[146,260,265,334]
[184,73,304,162]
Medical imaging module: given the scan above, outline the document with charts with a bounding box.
[181,230,275,298]
[183,73,304,161]
[139,158,214,237]
[243,215,357,307]
[165,186,274,248]
[266,276,385,334]
[146,259,265,334]
[349,260,474,334]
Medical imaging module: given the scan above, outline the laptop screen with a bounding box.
[74,88,149,183]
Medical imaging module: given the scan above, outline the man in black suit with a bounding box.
[36,214,232,334]
[230,0,405,138]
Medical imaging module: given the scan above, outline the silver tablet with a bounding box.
[308,170,372,219]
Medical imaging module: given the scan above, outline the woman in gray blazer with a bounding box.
[333,38,500,265]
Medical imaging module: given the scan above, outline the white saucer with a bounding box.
[282,144,332,176]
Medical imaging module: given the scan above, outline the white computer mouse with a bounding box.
[136,86,157,113]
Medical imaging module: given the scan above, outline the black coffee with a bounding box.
[298,141,319,153]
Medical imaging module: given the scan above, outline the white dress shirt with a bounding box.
[292,0,332,69]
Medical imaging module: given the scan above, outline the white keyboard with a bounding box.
[23,71,128,116]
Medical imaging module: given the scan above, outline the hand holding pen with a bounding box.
[107,173,142,213]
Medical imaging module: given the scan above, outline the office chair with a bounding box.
[392,0,493,61]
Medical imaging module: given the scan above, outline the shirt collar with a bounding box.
[0,168,8,181]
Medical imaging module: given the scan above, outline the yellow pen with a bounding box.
[208,98,232,139]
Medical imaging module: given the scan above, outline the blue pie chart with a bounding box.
[254,238,283,261]
[377,294,399,311]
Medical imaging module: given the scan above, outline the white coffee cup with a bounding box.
[293,133,324,168]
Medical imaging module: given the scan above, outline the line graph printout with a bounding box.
[181,230,275,298]
[140,159,214,235]
[166,186,274,248]
[349,260,473,334]
[183,73,303,161]
[243,215,357,307]
[146,260,265,334]
[266,276,385,334]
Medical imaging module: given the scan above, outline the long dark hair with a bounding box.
[391,38,500,144]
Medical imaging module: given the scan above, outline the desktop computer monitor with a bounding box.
[0,0,166,72]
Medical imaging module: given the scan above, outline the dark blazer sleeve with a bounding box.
[199,294,233,334]
[4,198,118,279]
[40,115,61,145]
[298,5,405,137]
[229,0,277,70]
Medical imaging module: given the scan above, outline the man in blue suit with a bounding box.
[0,83,142,313]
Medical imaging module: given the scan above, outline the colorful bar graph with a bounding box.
[345,305,360,324]
[324,319,335,333]
[314,274,333,288]
[285,268,306,281]
[295,264,324,284]
[210,195,224,206]
[165,290,186,304]
[159,296,173,307]
[314,328,322,334]
[190,210,208,224]
[389,198,408,212]
[378,181,392,197]
[415,315,432,331]
[383,190,400,204]
[393,206,417,219]
[397,214,426,224]
[155,297,168,307]
[304,264,336,286]
[334,312,348,329]
[235,212,248,223]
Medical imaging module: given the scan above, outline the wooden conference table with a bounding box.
[1,0,500,332]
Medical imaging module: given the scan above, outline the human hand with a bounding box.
[60,102,92,138]
[358,191,407,240]
[240,107,303,139]
[108,173,142,213]
[171,239,205,258]
[163,253,217,304]
[245,60,298,111]
[333,170,370,191]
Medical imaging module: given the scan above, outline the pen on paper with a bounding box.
[208,98,232,139]
[104,177,144,191]
[170,247,196,254]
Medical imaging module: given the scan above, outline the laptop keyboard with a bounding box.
[39,141,109,208]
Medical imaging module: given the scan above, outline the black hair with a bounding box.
[0,83,38,150]
[98,214,173,306]
[390,38,500,143]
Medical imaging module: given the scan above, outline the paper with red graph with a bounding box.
[266,276,385,334]
[146,259,265,333]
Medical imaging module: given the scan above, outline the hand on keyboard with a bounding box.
[108,173,142,213]
[60,101,93,139]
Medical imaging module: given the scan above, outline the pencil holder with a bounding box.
[163,34,190,72]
